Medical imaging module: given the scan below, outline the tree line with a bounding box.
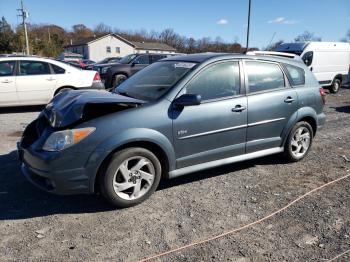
[0,17,254,58]
[1,16,348,58]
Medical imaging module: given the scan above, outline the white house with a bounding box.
[64,34,176,62]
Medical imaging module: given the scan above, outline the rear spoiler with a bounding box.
[246,51,303,61]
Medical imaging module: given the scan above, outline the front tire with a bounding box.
[100,148,162,208]
[112,74,127,88]
[329,78,341,94]
[283,121,313,162]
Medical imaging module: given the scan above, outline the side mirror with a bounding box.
[174,94,201,107]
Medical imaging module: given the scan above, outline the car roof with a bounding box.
[0,56,81,71]
[0,56,52,62]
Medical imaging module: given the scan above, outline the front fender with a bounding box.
[85,128,175,192]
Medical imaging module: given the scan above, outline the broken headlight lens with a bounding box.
[42,127,95,151]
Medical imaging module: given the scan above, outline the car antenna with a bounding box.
[244,0,252,54]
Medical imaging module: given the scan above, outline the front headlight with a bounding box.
[101,66,110,74]
[42,127,95,151]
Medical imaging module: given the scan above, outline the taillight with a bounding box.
[319,87,326,104]
[93,72,101,81]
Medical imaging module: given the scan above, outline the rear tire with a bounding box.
[100,147,162,208]
[283,121,313,162]
[112,74,127,88]
[329,78,341,94]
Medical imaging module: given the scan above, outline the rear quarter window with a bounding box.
[284,64,305,86]
[50,64,66,74]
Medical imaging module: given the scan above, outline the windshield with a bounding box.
[98,58,108,64]
[119,54,137,64]
[115,61,197,101]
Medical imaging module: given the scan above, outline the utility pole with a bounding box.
[17,0,30,55]
[245,0,252,52]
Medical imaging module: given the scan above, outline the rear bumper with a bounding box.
[78,81,105,90]
[317,112,326,130]
[91,81,105,90]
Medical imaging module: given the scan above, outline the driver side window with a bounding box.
[185,61,240,101]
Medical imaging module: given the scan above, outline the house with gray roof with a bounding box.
[64,33,176,62]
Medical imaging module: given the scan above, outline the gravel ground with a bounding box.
[0,88,349,262]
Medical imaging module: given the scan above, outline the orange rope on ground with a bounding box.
[327,248,350,262]
[138,173,350,262]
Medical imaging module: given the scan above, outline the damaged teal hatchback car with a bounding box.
[18,53,326,208]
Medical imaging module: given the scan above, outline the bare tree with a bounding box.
[94,23,112,36]
[295,31,321,42]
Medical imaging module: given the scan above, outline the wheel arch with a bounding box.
[281,108,318,146]
[332,74,343,84]
[87,129,176,193]
[94,140,170,193]
[54,86,76,96]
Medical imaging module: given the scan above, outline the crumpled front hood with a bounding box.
[43,90,145,128]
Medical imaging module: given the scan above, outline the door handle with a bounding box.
[46,77,55,81]
[284,97,295,103]
[231,105,247,112]
[1,80,13,84]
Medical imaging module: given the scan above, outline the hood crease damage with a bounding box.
[43,90,146,128]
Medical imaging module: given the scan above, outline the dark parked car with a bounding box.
[104,53,176,89]
[98,57,122,64]
[18,53,326,208]
[90,62,121,83]
[85,58,121,71]
[82,59,96,66]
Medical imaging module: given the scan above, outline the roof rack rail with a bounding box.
[246,51,302,61]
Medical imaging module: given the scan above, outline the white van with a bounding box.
[276,42,350,93]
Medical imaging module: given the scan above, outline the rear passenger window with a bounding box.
[0,61,16,77]
[19,61,50,75]
[134,55,150,65]
[284,64,305,86]
[246,61,285,93]
[150,55,166,63]
[51,64,66,74]
[186,62,240,101]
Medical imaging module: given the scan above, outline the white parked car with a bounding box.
[0,56,104,107]
[276,42,350,93]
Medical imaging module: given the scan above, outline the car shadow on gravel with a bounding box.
[158,154,288,190]
[0,151,114,220]
[0,150,288,220]
[0,105,44,114]
[333,105,350,113]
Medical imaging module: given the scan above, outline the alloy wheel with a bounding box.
[112,156,155,200]
[290,126,311,158]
